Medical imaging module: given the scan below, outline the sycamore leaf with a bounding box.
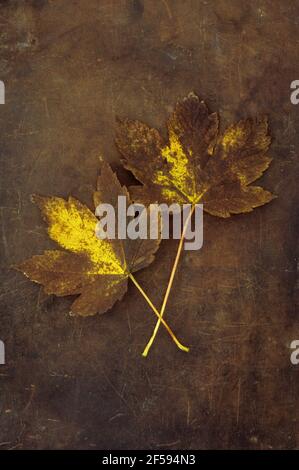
[16,163,160,317]
[116,92,275,217]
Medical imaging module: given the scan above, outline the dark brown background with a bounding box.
[0,0,298,450]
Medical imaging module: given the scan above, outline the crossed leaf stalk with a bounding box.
[16,92,275,356]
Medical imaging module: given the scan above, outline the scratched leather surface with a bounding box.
[0,0,298,449]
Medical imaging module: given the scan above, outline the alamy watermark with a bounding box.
[290,80,299,105]
[0,80,4,104]
[290,340,299,365]
[95,197,203,250]
[0,340,5,365]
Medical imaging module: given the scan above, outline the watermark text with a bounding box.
[0,340,5,365]
[0,80,4,104]
[95,197,203,251]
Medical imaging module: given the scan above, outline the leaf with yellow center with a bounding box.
[15,163,161,316]
[116,92,277,356]
[116,92,275,216]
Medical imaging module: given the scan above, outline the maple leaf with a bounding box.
[15,163,162,317]
[116,92,276,356]
[116,91,275,216]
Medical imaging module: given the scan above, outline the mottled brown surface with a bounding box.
[0,0,298,450]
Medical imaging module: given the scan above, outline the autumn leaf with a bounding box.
[16,162,189,353]
[15,163,162,317]
[116,91,275,216]
[116,92,276,356]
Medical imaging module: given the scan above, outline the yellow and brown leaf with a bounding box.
[15,163,160,316]
[116,92,275,217]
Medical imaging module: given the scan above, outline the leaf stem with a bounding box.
[129,273,189,353]
[142,204,195,357]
